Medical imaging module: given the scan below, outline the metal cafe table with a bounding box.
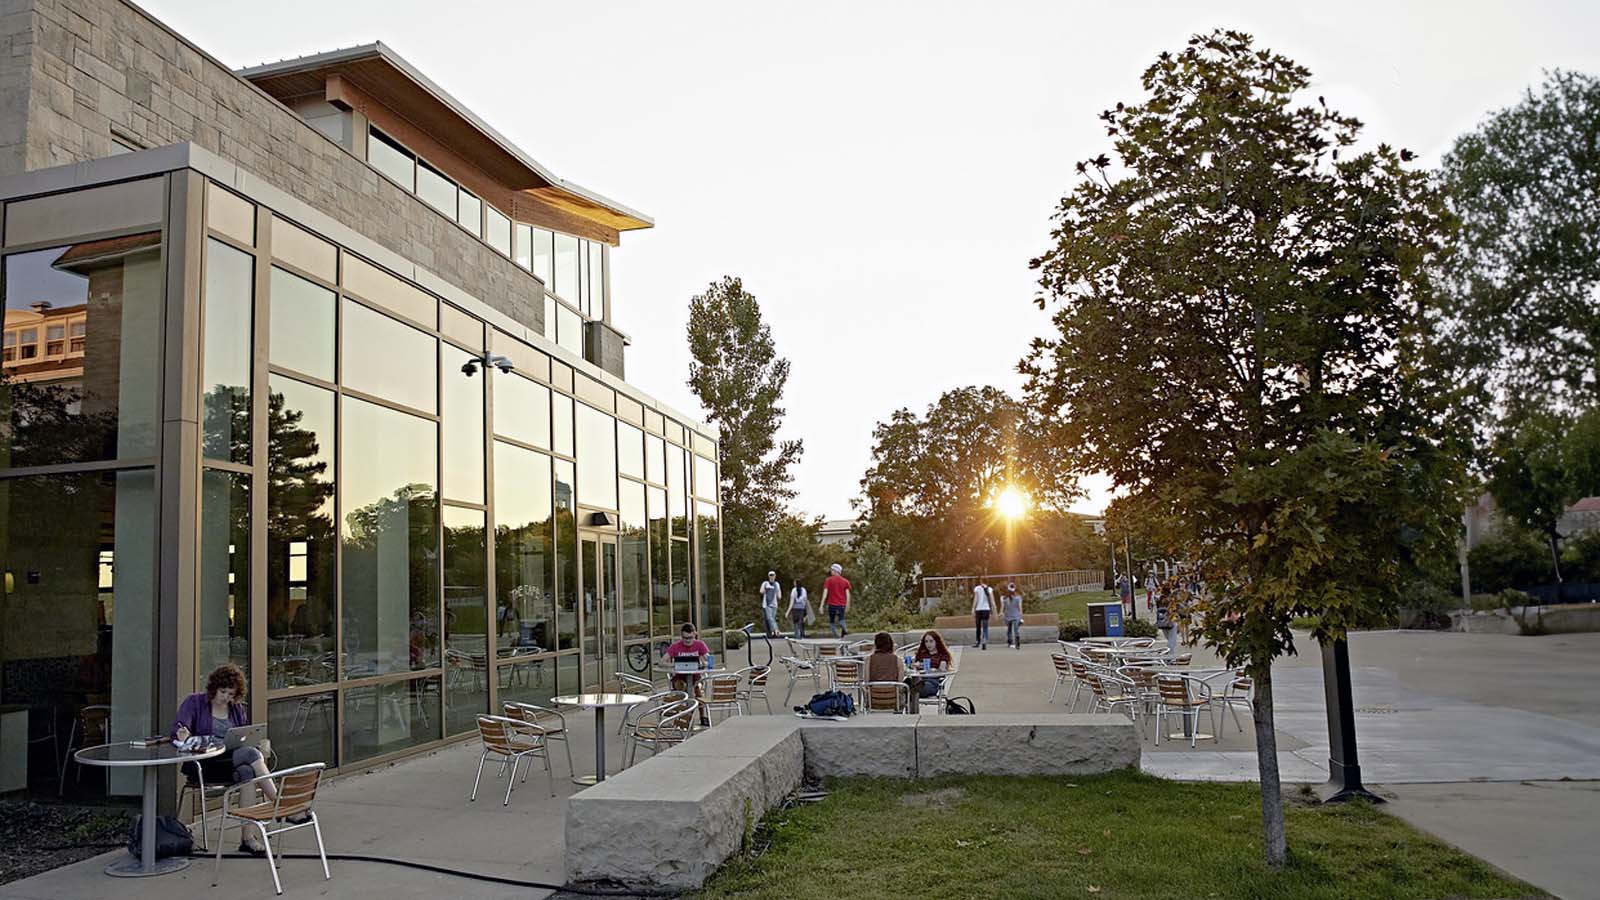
[74,740,224,876]
[552,692,649,786]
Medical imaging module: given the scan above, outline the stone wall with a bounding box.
[0,0,544,333]
[566,714,1141,890]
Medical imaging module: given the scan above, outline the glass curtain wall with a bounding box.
[0,178,165,798]
[182,175,724,774]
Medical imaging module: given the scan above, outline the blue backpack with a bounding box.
[803,690,855,717]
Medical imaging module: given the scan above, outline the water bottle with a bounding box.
[707,653,715,670]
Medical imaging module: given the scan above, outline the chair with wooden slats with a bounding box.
[863,681,910,714]
[210,763,330,896]
[471,714,554,805]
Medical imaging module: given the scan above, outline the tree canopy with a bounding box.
[686,276,806,604]
[856,385,1082,576]
[1023,29,1471,865]
[1439,70,1600,422]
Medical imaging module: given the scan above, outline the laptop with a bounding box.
[672,654,705,675]
[222,723,266,751]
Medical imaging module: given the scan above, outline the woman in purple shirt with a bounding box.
[172,664,278,852]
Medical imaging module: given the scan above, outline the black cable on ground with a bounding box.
[205,851,673,896]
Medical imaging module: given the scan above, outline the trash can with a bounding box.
[1087,602,1124,637]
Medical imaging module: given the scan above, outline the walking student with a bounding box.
[759,570,781,636]
[823,564,851,638]
[972,578,994,650]
[1000,581,1024,649]
[788,580,810,638]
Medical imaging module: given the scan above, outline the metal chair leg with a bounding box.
[470,750,490,801]
[311,813,330,880]
[257,821,283,895]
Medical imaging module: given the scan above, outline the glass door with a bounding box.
[579,533,620,690]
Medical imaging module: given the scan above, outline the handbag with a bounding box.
[126,815,195,859]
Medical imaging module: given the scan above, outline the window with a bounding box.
[543,294,557,344]
[368,128,415,191]
[618,422,644,479]
[266,375,335,688]
[443,506,487,734]
[202,239,253,464]
[442,346,486,503]
[513,223,532,270]
[588,241,605,319]
[529,227,553,287]
[416,160,457,219]
[269,266,336,382]
[69,321,85,352]
[457,189,482,237]
[576,403,617,510]
[199,469,250,677]
[557,304,583,358]
[485,207,511,258]
[646,433,665,484]
[553,233,579,301]
[697,501,722,631]
[339,396,438,678]
[552,392,574,457]
[0,234,162,465]
[493,441,553,660]
[493,371,551,450]
[341,300,438,414]
[44,324,64,355]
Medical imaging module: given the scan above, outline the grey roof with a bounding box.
[237,42,653,228]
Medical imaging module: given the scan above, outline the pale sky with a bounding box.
[149,0,1600,519]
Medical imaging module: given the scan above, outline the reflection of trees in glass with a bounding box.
[341,481,439,670]
[265,390,334,642]
[201,383,251,462]
[492,516,552,652]
[0,376,119,465]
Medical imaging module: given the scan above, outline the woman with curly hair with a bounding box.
[171,663,278,852]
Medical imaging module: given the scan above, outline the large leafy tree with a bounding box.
[1439,70,1600,422]
[856,385,1078,576]
[1022,30,1471,866]
[687,277,804,604]
[1486,405,1600,584]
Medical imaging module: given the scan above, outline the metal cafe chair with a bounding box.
[1153,674,1217,748]
[863,681,911,714]
[470,714,554,805]
[702,674,744,724]
[211,763,331,896]
[502,701,575,779]
[625,698,698,766]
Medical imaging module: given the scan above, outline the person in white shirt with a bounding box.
[788,581,810,638]
[971,578,994,650]
[759,571,781,636]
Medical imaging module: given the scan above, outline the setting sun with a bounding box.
[995,486,1030,521]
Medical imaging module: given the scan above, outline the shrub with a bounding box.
[1468,527,1552,593]
[1059,621,1089,642]
[725,629,747,650]
[1123,618,1158,638]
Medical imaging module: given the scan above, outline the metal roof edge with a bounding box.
[237,41,654,229]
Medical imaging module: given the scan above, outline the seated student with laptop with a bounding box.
[171,663,284,854]
[662,623,712,725]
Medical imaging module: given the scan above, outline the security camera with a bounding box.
[461,359,480,377]
[488,354,514,374]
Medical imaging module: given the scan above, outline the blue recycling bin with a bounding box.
[1087,602,1124,637]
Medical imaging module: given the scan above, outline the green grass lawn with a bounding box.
[693,771,1544,900]
[1039,588,1116,625]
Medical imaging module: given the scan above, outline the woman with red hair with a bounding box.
[171,664,279,853]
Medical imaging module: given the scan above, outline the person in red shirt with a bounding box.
[822,563,851,637]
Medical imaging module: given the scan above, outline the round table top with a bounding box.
[551,692,651,709]
[903,667,955,679]
[75,741,225,768]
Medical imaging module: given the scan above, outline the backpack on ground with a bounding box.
[126,815,194,859]
[802,690,855,718]
[944,696,976,716]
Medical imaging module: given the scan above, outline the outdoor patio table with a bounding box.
[552,692,648,786]
[74,740,224,877]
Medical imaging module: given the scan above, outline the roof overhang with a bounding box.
[238,43,653,234]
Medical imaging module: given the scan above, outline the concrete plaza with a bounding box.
[3,629,1596,899]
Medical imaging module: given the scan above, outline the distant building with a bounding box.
[1465,492,1600,549]
[818,518,857,547]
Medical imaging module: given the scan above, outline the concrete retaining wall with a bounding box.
[564,714,1139,891]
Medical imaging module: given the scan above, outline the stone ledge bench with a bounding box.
[565,713,1137,891]
[932,612,1060,644]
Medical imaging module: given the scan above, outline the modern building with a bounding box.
[0,0,724,801]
